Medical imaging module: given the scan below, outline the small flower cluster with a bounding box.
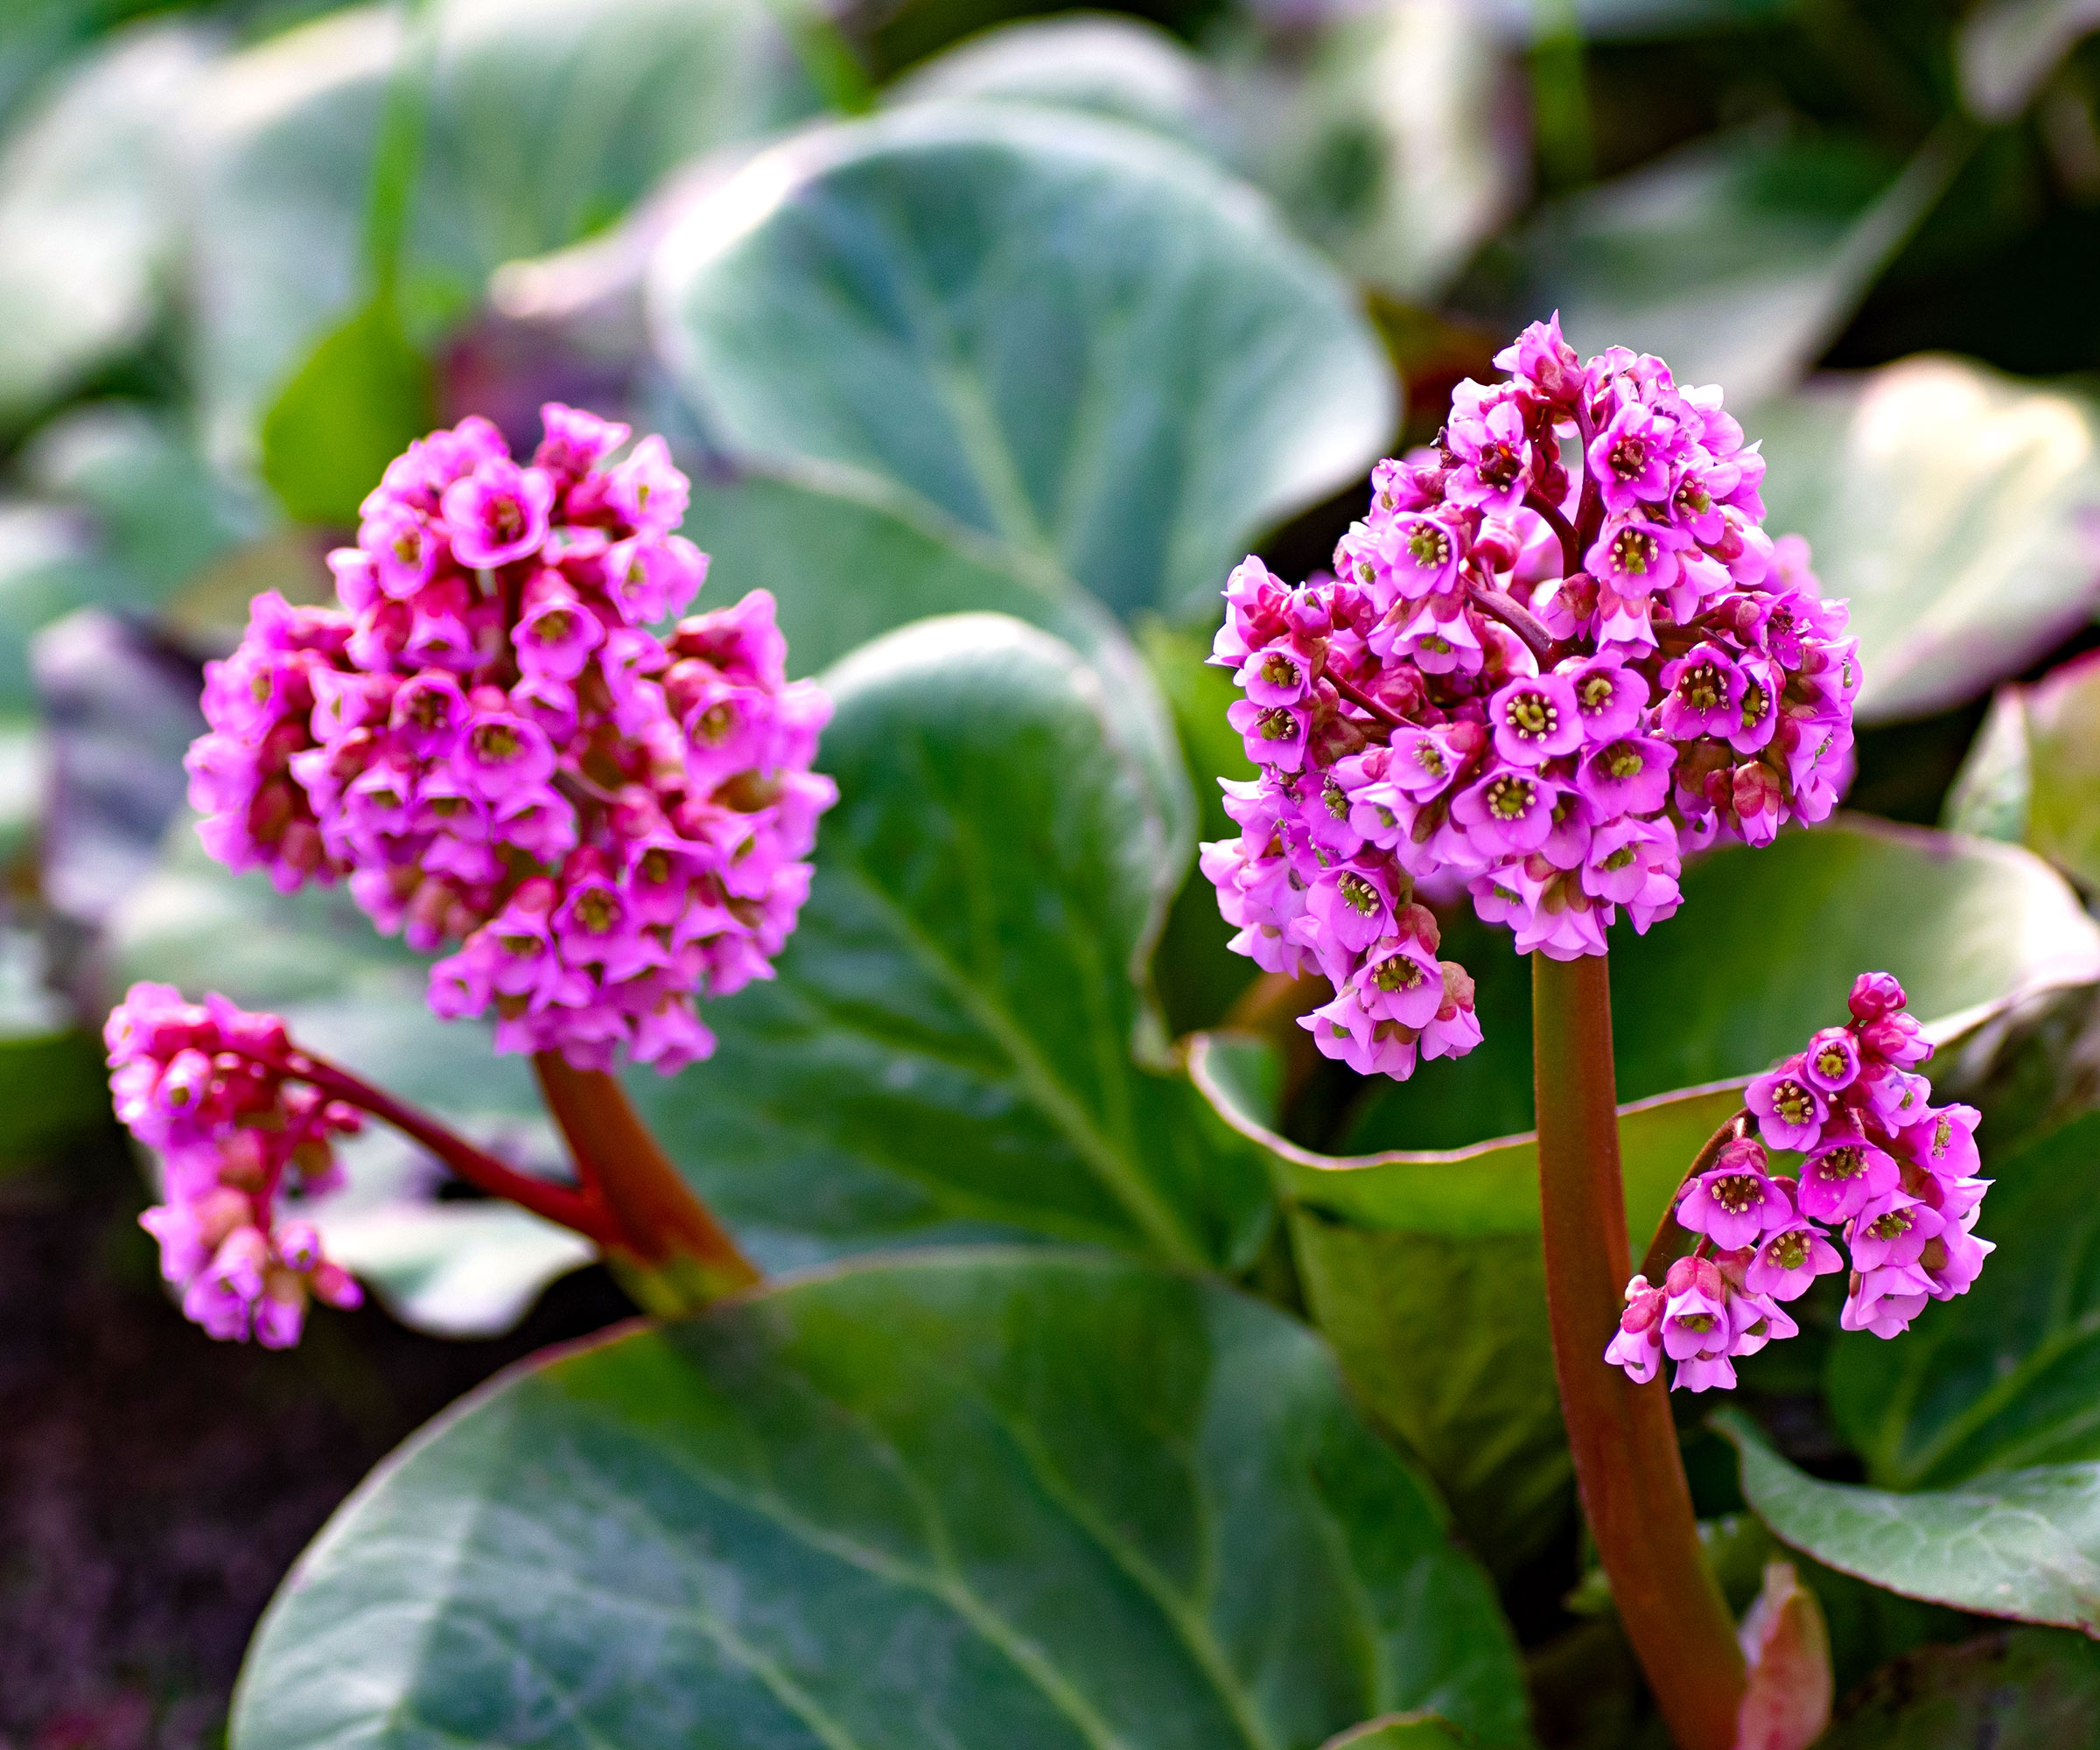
[186,406,836,1073]
[1606,972,1992,1392]
[1200,318,1857,1081]
[109,983,362,1348]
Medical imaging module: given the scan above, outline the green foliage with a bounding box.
[1756,356,2100,725]
[1827,1111,2100,1488]
[635,613,1274,1273]
[1818,1628,2100,1747]
[259,298,435,526]
[653,102,1396,620]
[231,1251,1531,1750]
[1723,1411,2100,1632]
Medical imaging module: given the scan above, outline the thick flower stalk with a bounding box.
[185,405,836,1073]
[1611,972,1992,1391]
[1200,316,1857,1081]
[112,984,367,1348]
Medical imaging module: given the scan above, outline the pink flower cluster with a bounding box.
[1200,318,1857,1081]
[1606,972,1992,1392]
[109,983,362,1348]
[185,406,836,1074]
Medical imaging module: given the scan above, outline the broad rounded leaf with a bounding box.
[1961,0,2100,122]
[1320,1716,1469,1749]
[1516,130,1946,408]
[1943,650,2100,886]
[889,15,1222,150]
[1942,684,2032,844]
[1826,1111,2100,1489]
[0,24,207,429]
[1193,1029,1738,1572]
[1818,1628,2100,1747]
[187,0,816,466]
[231,1252,1530,1749]
[1756,355,2100,724]
[630,612,1274,1272]
[1239,0,1523,302]
[650,102,1395,619]
[1722,1411,2100,1634]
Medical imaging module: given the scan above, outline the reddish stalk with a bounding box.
[1466,580,1558,665]
[282,1047,625,1248]
[533,1052,760,1304]
[1532,953,1745,1748]
[1328,671,1409,730]
[1525,490,1585,578]
[1638,1109,1750,1285]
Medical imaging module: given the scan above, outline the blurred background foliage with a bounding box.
[18,0,2100,1744]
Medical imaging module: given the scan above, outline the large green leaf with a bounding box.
[1347,817,2100,1153]
[632,612,1271,1272]
[650,102,1395,620]
[1194,1031,1739,1572]
[1943,651,2100,889]
[1517,130,1950,409]
[887,14,1222,152]
[231,1251,1531,1750]
[0,23,208,430]
[1189,819,2100,1571]
[1961,0,2100,121]
[1818,1628,2100,1748]
[1825,1112,2100,1490]
[1723,1412,2100,1633]
[187,0,816,466]
[1237,0,1522,303]
[1756,355,2100,724]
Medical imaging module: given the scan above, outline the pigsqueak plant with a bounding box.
[105,337,1999,1750]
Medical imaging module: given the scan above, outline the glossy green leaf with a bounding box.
[1240,0,1523,303]
[1961,0,2100,122]
[1348,817,2100,1153]
[0,24,207,430]
[631,613,1272,1272]
[1946,652,2100,889]
[651,103,1395,620]
[259,298,436,527]
[1723,1411,2100,1633]
[1194,1029,1738,1571]
[1818,1628,2100,1748]
[1825,1112,2100,1490]
[1755,355,2100,724]
[1320,1716,1469,1749]
[688,457,1196,939]
[232,1251,1530,1750]
[188,0,816,465]
[1942,685,2032,844]
[1189,819,2100,1570]
[889,15,1222,151]
[1517,130,1948,408]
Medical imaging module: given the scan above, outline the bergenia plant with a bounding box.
[1201,321,1963,1747]
[121,405,833,1332]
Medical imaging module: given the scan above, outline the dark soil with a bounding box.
[0,1126,636,1750]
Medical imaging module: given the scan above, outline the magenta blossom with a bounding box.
[1202,319,1855,1083]
[1610,970,1996,1390]
[186,404,835,1074]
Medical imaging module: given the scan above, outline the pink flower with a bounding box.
[442,459,556,568]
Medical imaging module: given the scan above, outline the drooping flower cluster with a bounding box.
[109,983,363,1348]
[1606,972,1992,1392]
[185,406,836,1073]
[1200,318,1858,1080]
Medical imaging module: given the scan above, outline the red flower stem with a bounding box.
[1465,580,1557,665]
[1328,672,1409,730]
[281,1048,626,1248]
[1525,490,1585,578]
[1533,953,1745,1748]
[1637,1110,1750,1285]
[532,1052,760,1293]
